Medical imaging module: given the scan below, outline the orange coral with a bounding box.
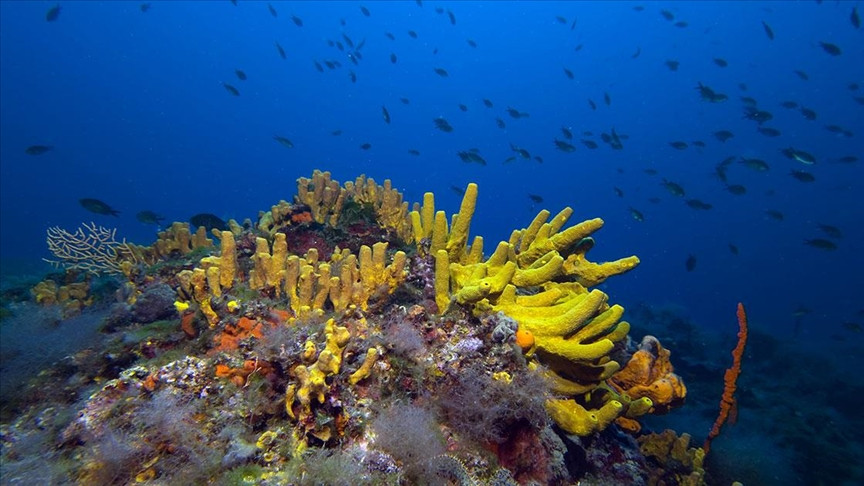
[608,335,686,414]
[215,359,274,387]
[703,302,748,454]
[212,316,267,352]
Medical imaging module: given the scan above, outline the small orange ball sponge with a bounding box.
[515,327,535,351]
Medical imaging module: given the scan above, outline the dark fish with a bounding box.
[629,207,644,222]
[314,61,324,72]
[25,145,53,155]
[136,210,164,225]
[458,104,468,112]
[685,199,712,210]
[713,58,728,67]
[349,70,357,83]
[761,20,774,40]
[581,139,598,149]
[331,130,342,136]
[696,82,728,102]
[46,4,61,22]
[740,96,758,106]
[434,67,449,77]
[817,224,843,239]
[634,5,645,11]
[604,92,611,106]
[335,41,344,51]
[780,147,815,165]
[503,156,516,164]
[588,99,597,110]
[674,21,688,28]
[408,30,418,39]
[563,68,574,79]
[342,34,354,48]
[275,42,287,59]
[743,106,773,124]
[190,213,227,231]
[665,60,680,71]
[235,69,247,80]
[506,107,530,119]
[648,197,662,204]
[534,156,544,164]
[728,244,739,255]
[824,124,846,134]
[434,117,453,132]
[614,187,624,197]
[819,41,842,56]
[835,155,858,164]
[140,3,151,12]
[713,130,734,142]
[273,135,294,148]
[222,82,240,96]
[726,184,747,195]
[804,238,837,250]
[400,97,410,104]
[739,157,769,171]
[643,168,658,175]
[661,179,685,197]
[757,127,781,137]
[789,170,815,182]
[467,39,477,48]
[660,10,674,21]
[450,185,464,196]
[482,98,493,108]
[843,322,862,333]
[792,305,811,317]
[573,44,583,52]
[359,143,372,150]
[800,107,817,120]
[267,3,277,17]
[764,210,784,221]
[528,194,543,203]
[632,47,641,59]
[556,16,567,24]
[457,150,486,165]
[685,254,697,272]
[853,6,861,29]
[780,100,798,109]
[794,70,809,80]
[360,5,370,16]
[291,15,303,27]
[80,198,119,216]
[382,106,391,124]
[496,118,506,129]
[510,143,531,159]
[447,9,456,25]
[669,141,688,150]
[385,32,395,40]
[408,149,420,156]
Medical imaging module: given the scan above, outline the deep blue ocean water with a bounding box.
[0,1,862,481]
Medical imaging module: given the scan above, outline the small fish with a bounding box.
[385,32,395,40]
[235,69,247,80]
[46,4,61,22]
[780,100,798,109]
[275,42,287,59]
[360,5,370,16]
[817,224,843,239]
[25,145,53,155]
[685,254,697,272]
[824,124,846,134]
[553,139,577,152]
[789,170,815,183]
[604,92,611,106]
[761,20,774,40]
[359,143,372,150]
[434,67,449,77]
[661,179,686,197]
[588,99,597,110]
[794,70,809,80]
[561,127,573,140]
[835,155,858,164]
[740,96,758,106]
[757,127,781,137]
[804,238,837,250]
[314,61,324,72]
[555,16,567,24]
[458,104,468,112]
[467,39,477,48]
[291,15,303,27]
[726,184,747,195]
[696,83,728,102]
[400,97,410,104]
[632,47,641,59]
[660,10,674,21]
[665,59,680,71]
[563,68,574,79]
[528,194,543,203]
[503,156,516,164]
[506,107,530,119]
[331,130,342,136]
[408,149,420,156]
[136,210,165,225]
[739,158,769,171]
[482,98,494,108]
[140,3,151,12]
[573,44,583,52]
[273,135,294,148]
[447,9,456,25]
[614,187,624,198]
[408,30,418,39]
[669,141,688,150]
[267,3,277,17]
[800,107,817,120]
[80,198,119,216]
[685,199,712,210]
[713,58,728,67]
[457,150,487,166]
[728,244,739,255]
[342,34,354,48]
[792,305,811,317]
[674,21,688,28]
[819,41,842,56]
[222,82,240,96]
[382,106,391,124]
[714,130,734,142]
[496,118,506,129]
[434,117,454,132]
[349,70,357,83]
[534,156,544,164]
[628,207,644,222]
[743,107,773,124]
[780,147,816,165]
[581,139,598,149]
[764,210,784,221]
[843,322,863,333]
[510,143,531,159]
[853,6,861,29]
[450,185,465,196]
[643,168,658,176]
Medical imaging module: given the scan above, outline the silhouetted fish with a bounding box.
[528,194,543,203]
[685,199,712,210]
[359,143,372,150]
[852,6,861,29]
[789,170,815,182]
[713,58,728,67]
[222,83,240,96]
[291,15,303,27]
[714,130,734,142]
[434,67,449,77]
[190,213,227,231]
[273,135,294,148]
[434,117,453,132]
[819,41,841,56]
[482,99,493,108]
[235,69,247,80]
[382,106,391,124]
[80,199,119,216]
[275,42,287,59]
[267,3,277,17]
[761,20,774,40]
[685,254,697,271]
[25,145,53,155]
[665,60,680,71]
[817,224,843,239]
[804,238,837,250]
[360,5,370,16]
[46,4,61,22]
[136,210,165,225]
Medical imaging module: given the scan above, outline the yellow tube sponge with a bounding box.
[545,398,623,436]
[445,183,478,261]
[434,250,451,313]
[218,231,237,289]
[349,347,379,385]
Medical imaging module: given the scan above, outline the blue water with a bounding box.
[1,2,862,365]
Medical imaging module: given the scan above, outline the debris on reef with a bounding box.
[2,170,714,485]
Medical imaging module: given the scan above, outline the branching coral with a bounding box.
[44,222,137,276]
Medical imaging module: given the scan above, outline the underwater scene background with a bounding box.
[0,1,862,485]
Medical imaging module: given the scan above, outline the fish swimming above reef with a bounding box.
[669,141,688,150]
[819,41,842,56]
[696,83,728,102]
[561,126,573,140]
[799,107,817,120]
[793,70,809,80]
[713,130,734,143]
[291,15,303,27]
[434,67,449,77]
[713,58,728,67]
[789,170,815,183]
[728,244,739,255]
[665,60,680,71]
[563,68,574,79]
[382,106,391,124]
[273,135,294,148]
[818,224,843,239]
[743,106,772,124]
[685,254,697,272]
[761,20,774,40]
[852,6,861,29]
[190,213,227,231]
[80,198,120,216]
[46,4,60,22]
[661,179,685,197]
[628,207,644,222]
[235,69,247,80]
[408,149,420,156]
[222,82,240,96]
[804,238,837,250]
[457,150,486,166]
[510,143,531,160]
[275,42,287,60]
[780,147,815,165]
[739,158,770,171]
[359,143,372,150]
[140,3,151,12]
[554,139,576,152]
[482,99,494,108]
[726,184,747,195]
[528,194,543,203]
[434,117,453,132]
[25,145,53,155]
[685,199,712,210]
[136,210,165,225]
[581,139,598,149]
[267,3,277,17]
[506,107,530,119]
